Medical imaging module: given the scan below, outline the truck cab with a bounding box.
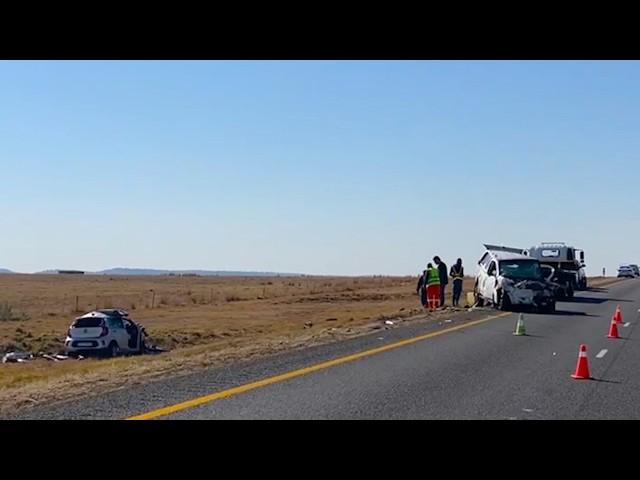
[526,243,587,290]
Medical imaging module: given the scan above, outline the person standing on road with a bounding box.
[450,258,464,307]
[425,263,441,310]
[433,256,448,308]
[416,270,428,308]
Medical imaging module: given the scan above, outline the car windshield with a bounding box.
[73,317,103,328]
[499,260,542,280]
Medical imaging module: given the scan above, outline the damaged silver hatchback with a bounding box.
[474,246,556,313]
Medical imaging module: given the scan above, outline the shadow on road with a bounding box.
[570,296,633,305]
[586,287,608,293]
[591,378,621,384]
[511,307,598,317]
[552,310,600,317]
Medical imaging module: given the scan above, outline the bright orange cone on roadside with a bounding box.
[614,305,622,324]
[608,318,620,339]
[571,344,591,380]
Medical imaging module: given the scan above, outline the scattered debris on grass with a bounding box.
[2,352,34,363]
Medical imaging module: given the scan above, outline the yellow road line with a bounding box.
[127,311,512,420]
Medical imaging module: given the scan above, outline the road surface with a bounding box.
[7,279,640,419]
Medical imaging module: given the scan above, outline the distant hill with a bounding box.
[0,268,13,274]
[31,267,304,276]
[97,268,303,277]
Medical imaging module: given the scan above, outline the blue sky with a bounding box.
[0,61,638,276]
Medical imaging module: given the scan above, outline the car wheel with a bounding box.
[107,341,120,358]
[138,336,146,354]
[474,284,484,307]
[498,291,511,311]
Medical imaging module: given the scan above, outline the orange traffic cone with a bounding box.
[571,344,591,380]
[614,305,622,324]
[608,318,620,339]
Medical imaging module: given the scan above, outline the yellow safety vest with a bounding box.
[451,266,464,280]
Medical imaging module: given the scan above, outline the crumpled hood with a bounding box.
[513,279,548,290]
[500,277,551,292]
[499,276,554,305]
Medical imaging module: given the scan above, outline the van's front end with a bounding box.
[497,259,556,312]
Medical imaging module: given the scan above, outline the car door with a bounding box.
[483,260,498,300]
[476,253,490,295]
[106,316,129,351]
[123,319,143,352]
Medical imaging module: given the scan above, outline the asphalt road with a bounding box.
[8,279,640,419]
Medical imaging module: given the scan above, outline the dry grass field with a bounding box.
[0,273,620,414]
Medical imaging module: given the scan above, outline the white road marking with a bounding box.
[596,349,608,359]
[522,408,534,413]
[623,322,630,327]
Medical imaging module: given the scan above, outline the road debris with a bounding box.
[2,352,34,363]
[444,319,452,323]
[144,344,167,354]
[384,320,395,326]
[325,318,338,322]
[304,321,313,329]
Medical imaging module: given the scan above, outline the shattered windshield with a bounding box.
[499,260,542,280]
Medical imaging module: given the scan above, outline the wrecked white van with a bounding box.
[474,246,556,313]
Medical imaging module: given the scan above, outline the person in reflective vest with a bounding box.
[449,258,464,307]
[425,263,441,310]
